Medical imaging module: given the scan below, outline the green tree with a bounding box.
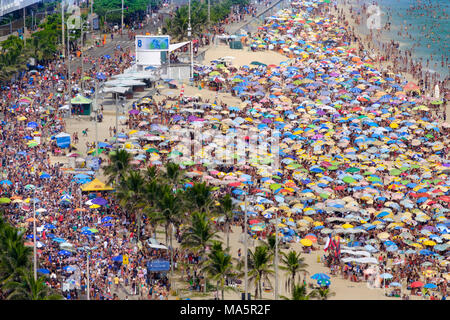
[280,283,318,300]
[184,182,214,215]
[316,287,336,300]
[202,240,235,300]
[217,194,235,249]
[103,149,132,185]
[237,245,274,299]
[181,210,219,293]
[162,162,184,189]
[3,271,63,300]
[279,250,308,294]
[116,170,146,240]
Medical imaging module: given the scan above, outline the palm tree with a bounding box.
[0,234,32,285]
[162,162,184,189]
[280,283,318,300]
[151,188,185,291]
[279,250,309,294]
[103,149,132,185]
[152,187,185,247]
[144,165,159,183]
[181,210,219,293]
[3,271,63,300]
[316,287,336,300]
[237,245,274,299]
[217,194,235,249]
[261,234,278,254]
[116,170,146,241]
[184,182,215,215]
[202,240,235,300]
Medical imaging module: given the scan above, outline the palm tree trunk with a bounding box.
[203,251,207,294]
[291,272,295,294]
[226,221,230,249]
[165,223,169,247]
[170,223,174,294]
[258,277,262,300]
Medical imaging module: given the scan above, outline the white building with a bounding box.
[0,0,41,16]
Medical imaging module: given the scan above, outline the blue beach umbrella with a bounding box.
[101,216,112,223]
[0,180,12,185]
[389,282,401,287]
[112,255,123,262]
[311,273,330,280]
[37,268,50,274]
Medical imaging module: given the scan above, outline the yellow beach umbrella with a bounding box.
[300,238,313,247]
[377,232,390,240]
[410,243,423,249]
[423,240,437,246]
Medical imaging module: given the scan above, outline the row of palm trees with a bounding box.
[103,149,335,300]
[162,0,250,41]
[0,213,63,299]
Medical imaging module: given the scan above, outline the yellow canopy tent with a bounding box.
[81,178,114,192]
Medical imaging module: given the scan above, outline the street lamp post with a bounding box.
[115,93,118,144]
[121,0,124,36]
[86,250,90,300]
[244,191,248,299]
[83,245,95,300]
[33,187,37,281]
[23,7,26,46]
[274,209,278,300]
[94,81,99,152]
[62,0,65,57]
[188,0,193,79]
[78,188,83,221]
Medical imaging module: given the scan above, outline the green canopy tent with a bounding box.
[71,95,93,115]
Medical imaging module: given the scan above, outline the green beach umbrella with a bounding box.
[270,183,282,190]
[346,167,360,173]
[250,61,267,66]
[0,197,11,204]
[342,176,357,184]
[389,169,402,176]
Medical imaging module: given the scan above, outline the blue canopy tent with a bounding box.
[147,259,170,272]
[54,132,71,149]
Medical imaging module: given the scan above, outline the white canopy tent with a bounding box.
[104,79,146,87]
[169,41,190,52]
[102,87,131,94]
